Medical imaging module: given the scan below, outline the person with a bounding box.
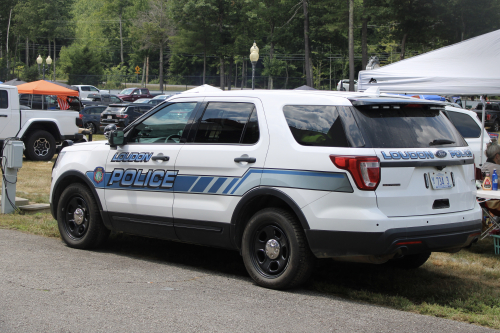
[481,142,500,176]
[480,142,500,228]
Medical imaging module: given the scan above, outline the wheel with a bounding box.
[57,183,109,249]
[386,252,431,269]
[493,121,500,132]
[85,122,96,134]
[241,208,315,289]
[24,130,56,161]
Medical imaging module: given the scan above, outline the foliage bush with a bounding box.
[59,44,104,86]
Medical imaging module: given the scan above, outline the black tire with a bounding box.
[386,252,431,269]
[241,208,315,289]
[24,130,56,161]
[493,121,500,132]
[57,183,109,249]
[85,122,96,134]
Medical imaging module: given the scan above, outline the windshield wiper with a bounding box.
[429,139,455,146]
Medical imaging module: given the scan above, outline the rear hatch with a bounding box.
[101,105,126,126]
[350,99,476,218]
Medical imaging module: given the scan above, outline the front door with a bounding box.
[104,100,202,240]
[0,89,13,136]
[173,97,269,247]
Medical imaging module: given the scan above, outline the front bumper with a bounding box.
[306,219,481,258]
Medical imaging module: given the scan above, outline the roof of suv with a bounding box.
[175,89,445,107]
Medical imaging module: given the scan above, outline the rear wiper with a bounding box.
[429,139,455,146]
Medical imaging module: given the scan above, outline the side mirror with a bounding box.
[103,124,117,139]
[109,129,126,147]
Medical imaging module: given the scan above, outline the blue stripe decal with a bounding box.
[86,168,353,194]
[191,177,214,193]
[230,169,263,194]
[261,169,345,178]
[173,176,198,192]
[222,179,239,194]
[208,178,227,193]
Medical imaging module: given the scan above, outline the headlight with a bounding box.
[53,151,66,170]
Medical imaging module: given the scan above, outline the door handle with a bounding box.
[0,115,7,117]
[152,155,169,161]
[234,157,256,163]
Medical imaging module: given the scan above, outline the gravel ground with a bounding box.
[0,229,496,333]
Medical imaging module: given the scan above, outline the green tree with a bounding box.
[59,44,103,85]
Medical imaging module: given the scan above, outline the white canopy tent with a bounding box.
[357,29,500,95]
[358,29,500,166]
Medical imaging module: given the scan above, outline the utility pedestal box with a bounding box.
[1,140,24,214]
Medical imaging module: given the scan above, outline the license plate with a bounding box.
[107,115,112,119]
[428,172,453,190]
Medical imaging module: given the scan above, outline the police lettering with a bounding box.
[108,168,178,188]
[111,152,154,162]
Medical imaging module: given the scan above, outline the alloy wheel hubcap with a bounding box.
[73,208,84,225]
[33,138,50,156]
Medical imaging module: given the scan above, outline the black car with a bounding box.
[79,105,107,134]
[81,93,124,107]
[100,103,153,132]
[475,102,500,131]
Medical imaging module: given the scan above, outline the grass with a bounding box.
[1,150,500,329]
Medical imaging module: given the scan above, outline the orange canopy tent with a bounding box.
[17,80,79,97]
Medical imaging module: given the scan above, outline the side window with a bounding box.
[127,102,198,144]
[241,109,259,144]
[111,96,121,103]
[81,86,91,91]
[283,105,349,147]
[91,108,102,115]
[0,90,9,109]
[194,102,256,144]
[447,111,481,138]
[102,96,110,102]
[132,90,140,95]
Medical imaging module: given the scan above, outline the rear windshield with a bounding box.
[352,106,467,148]
[105,107,125,113]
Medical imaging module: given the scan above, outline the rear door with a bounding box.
[173,97,268,247]
[350,103,476,221]
[0,89,12,135]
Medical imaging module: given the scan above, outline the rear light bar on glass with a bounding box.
[330,155,381,190]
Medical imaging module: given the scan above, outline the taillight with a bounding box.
[79,114,83,119]
[116,114,128,119]
[487,114,491,120]
[330,155,381,190]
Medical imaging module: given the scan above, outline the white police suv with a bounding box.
[50,90,482,289]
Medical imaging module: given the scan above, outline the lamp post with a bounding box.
[249,41,259,90]
[36,55,52,80]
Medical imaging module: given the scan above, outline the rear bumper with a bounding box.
[306,219,481,258]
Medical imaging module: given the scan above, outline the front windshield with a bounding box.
[119,88,135,95]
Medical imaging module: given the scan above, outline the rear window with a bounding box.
[352,106,467,148]
[105,107,125,113]
[446,111,481,138]
[282,105,349,147]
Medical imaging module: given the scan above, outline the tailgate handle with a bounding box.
[432,199,450,209]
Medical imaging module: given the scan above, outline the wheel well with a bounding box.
[231,191,308,250]
[51,175,89,220]
[22,122,62,143]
